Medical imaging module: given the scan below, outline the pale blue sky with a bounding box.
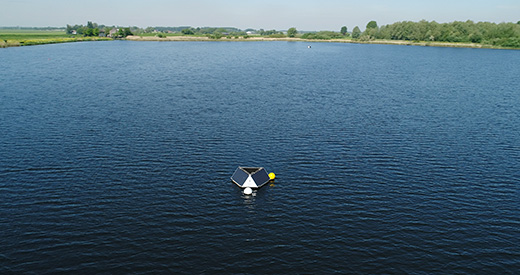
[1,0,519,30]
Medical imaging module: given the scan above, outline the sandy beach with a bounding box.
[125,35,490,49]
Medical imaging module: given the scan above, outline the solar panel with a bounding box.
[231,167,249,185]
[252,168,270,187]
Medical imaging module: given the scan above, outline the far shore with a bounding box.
[1,34,515,50]
[125,35,502,50]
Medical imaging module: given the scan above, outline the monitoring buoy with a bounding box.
[244,187,253,195]
[268,172,276,180]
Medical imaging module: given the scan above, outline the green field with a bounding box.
[0,29,111,47]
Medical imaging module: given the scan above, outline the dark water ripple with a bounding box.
[1,41,520,273]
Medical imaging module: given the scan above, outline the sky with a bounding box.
[1,0,519,31]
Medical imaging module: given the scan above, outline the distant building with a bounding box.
[108,28,118,37]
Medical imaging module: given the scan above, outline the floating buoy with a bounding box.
[268,172,276,180]
[231,167,270,189]
[244,187,253,195]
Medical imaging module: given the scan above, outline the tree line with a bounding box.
[353,20,520,48]
[287,20,520,48]
[66,22,133,38]
[63,20,520,47]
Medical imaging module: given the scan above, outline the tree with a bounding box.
[340,26,347,35]
[362,28,378,40]
[261,29,280,36]
[366,21,378,29]
[66,24,74,34]
[117,28,133,37]
[287,27,297,37]
[301,31,343,40]
[181,28,194,35]
[84,28,93,37]
[124,28,133,36]
[210,32,223,39]
[352,26,361,38]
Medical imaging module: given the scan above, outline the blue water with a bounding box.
[1,41,519,273]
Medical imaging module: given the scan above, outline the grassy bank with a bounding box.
[2,29,517,50]
[0,29,111,47]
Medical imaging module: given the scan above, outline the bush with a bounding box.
[268,33,286,38]
[181,28,194,35]
[490,37,520,47]
[208,33,222,39]
[301,31,343,40]
[287,27,297,37]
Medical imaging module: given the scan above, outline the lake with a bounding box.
[1,41,519,274]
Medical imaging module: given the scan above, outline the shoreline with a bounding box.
[0,36,111,48]
[1,35,517,50]
[125,35,514,50]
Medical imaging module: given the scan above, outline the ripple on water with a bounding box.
[1,41,520,274]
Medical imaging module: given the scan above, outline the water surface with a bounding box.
[1,41,519,273]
